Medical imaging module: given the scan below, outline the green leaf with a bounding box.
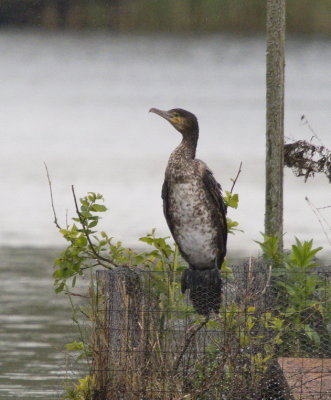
[139,236,154,245]
[65,341,85,351]
[55,281,65,293]
[91,204,107,212]
[226,218,243,234]
[256,233,280,261]
[303,325,321,345]
[80,211,92,218]
[224,191,239,209]
[87,193,97,202]
[88,220,98,228]
[76,236,88,247]
[53,269,63,279]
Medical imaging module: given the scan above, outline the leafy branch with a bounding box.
[71,185,116,266]
[223,162,243,235]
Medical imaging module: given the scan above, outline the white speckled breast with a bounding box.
[169,181,218,269]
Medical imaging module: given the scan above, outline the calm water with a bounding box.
[0,30,331,398]
[0,247,80,399]
[1,30,331,255]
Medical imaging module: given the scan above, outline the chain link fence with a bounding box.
[91,261,331,400]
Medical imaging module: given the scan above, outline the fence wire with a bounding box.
[91,261,331,400]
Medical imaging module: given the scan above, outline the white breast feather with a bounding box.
[170,182,218,268]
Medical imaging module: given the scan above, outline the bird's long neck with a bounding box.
[176,130,199,160]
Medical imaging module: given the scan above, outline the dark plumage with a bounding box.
[150,107,227,315]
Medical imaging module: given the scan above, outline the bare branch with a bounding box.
[173,317,209,372]
[44,162,62,230]
[65,209,69,229]
[230,161,243,194]
[81,262,111,271]
[300,114,323,145]
[305,196,331,246]
[64,291,90,299]
[284,139,331,182]
[317,205,331,210]
[261,265,273,296]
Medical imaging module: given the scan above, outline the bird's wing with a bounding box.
[161,178,175,236]
[199,161,228,262]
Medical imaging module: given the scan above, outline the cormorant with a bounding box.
[149,108,227,315]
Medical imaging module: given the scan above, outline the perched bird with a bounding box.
[150,108,227,315]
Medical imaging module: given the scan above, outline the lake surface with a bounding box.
[0,30,330,399]
[1,30,330,256]
[0,247,80,399]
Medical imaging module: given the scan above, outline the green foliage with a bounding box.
[73,192,107,231]
[53,193,109,293]
[255,233,282,266]
[53,190,194,310]
[226,217,242,234]
[54,189,331,399]
[64,341,92,361]
[191,304,284,398]
[223,190,239,209]
[224,191,243,234]
[288,238,322,269]
[220,258,234,280]
[53,192,153,293]
[65,340,84,352]
[139,230,190,314]
[257,235,331,357]
[53,188,241,292]
[62,375,95,400]
[55,193,195,397]
[276,238,330,356]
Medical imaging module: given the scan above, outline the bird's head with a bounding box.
[149,107,199,136]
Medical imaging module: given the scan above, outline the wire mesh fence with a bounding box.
[91,261,331,400]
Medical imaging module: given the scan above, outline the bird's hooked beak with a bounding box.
[149,108,184,133]
[149,108,173,123]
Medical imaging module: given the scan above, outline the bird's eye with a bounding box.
[172,112,179,118]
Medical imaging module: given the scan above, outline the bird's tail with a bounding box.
[181,267,222,315]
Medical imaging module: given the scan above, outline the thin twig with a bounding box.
[317,205,331,210]
[65,285,91,371]
[85,251,113,269]
[247,256,253,286]
[65,209,69,229]
[230,161,243,194]
[261,265,272,295]
[173,317,209,372]
[300,114,323,145]
[71,185,117,266]
[81,263,103,271]
[305,196,331,246]
[284,139,331,182]
[65,291,90,299]
[44,162,62,230]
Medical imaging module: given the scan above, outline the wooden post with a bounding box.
[92,268,145,399]
[265,0,286,311]
[264,3,293,398]
[265,0,285,251]
[92,268,164,400]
